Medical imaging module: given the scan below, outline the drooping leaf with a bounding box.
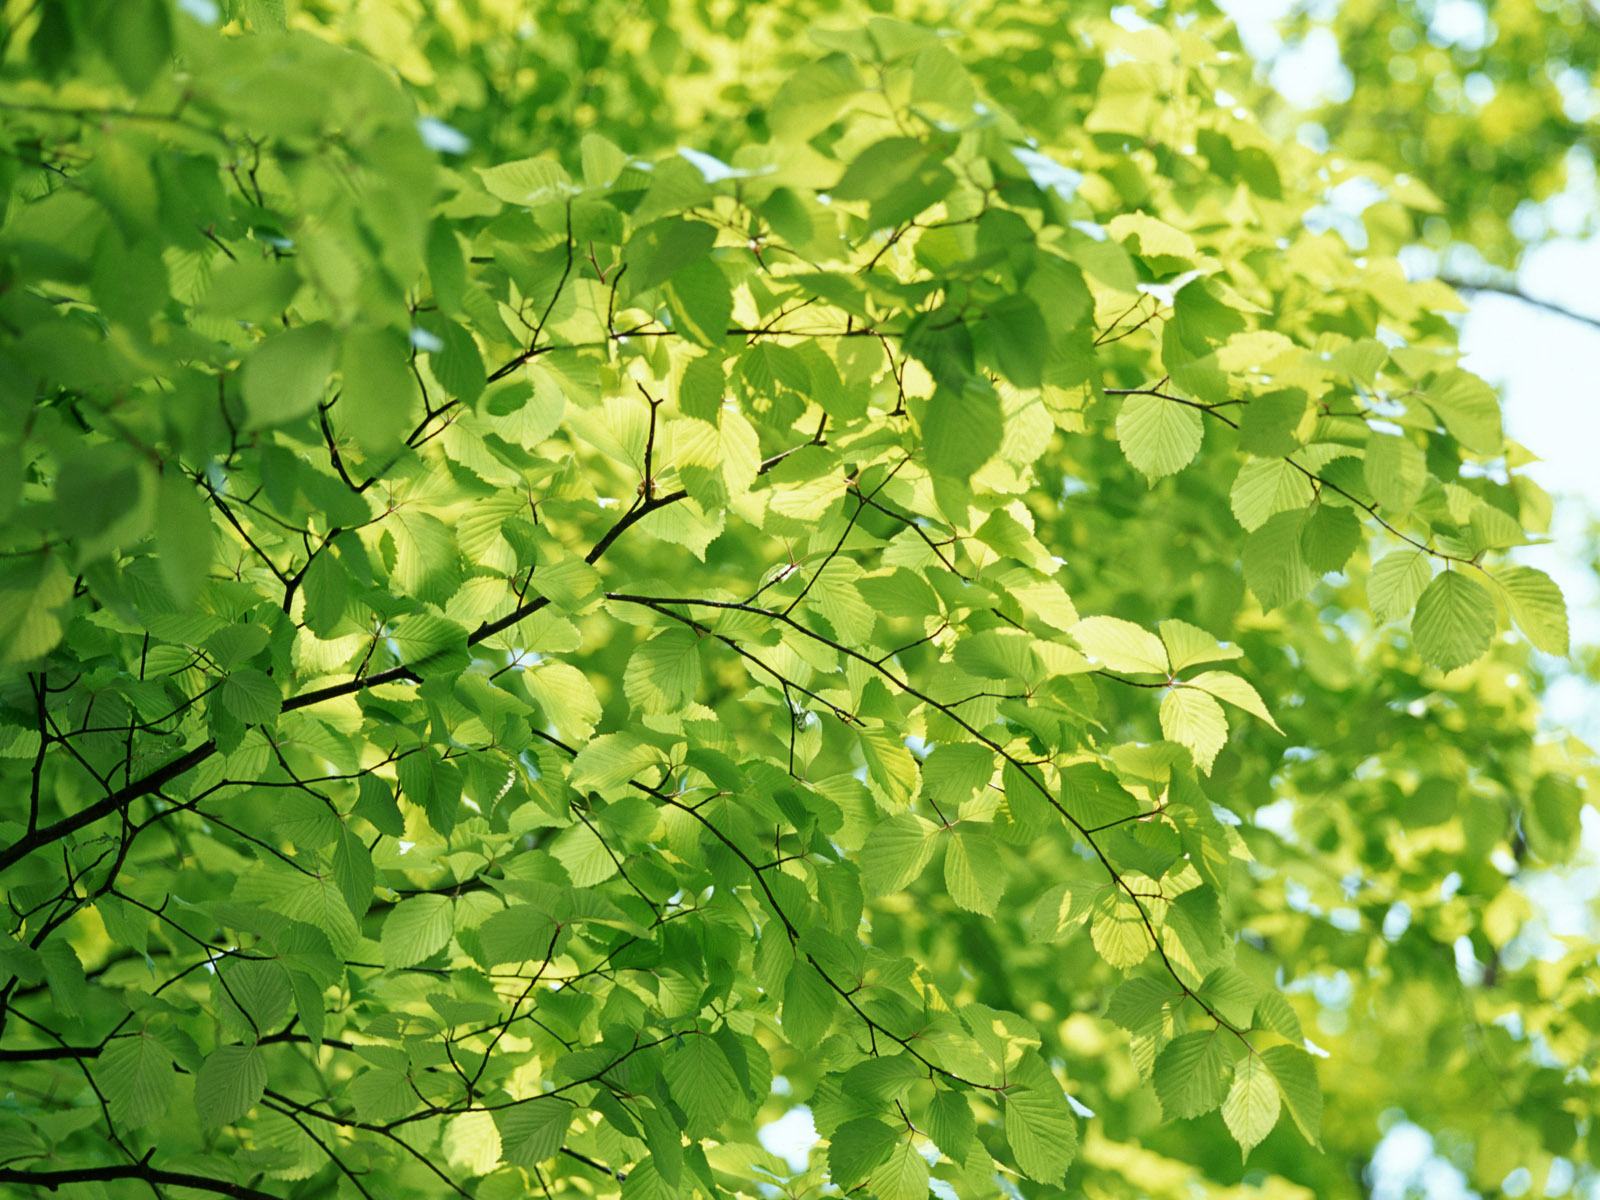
[195,1045,268,1128]
[1222,1053,1281,1159]
[381,894,455,969]
[1411,570,1496,670]
[1116,394,1203,481]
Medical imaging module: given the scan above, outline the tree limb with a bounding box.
[1441,275,1600,331]
[0,1163,279,1199]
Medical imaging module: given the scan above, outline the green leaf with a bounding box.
[201,258,299,322]
[0,553,73,664]
[1091,890,1151,969]
[624,627,701,713]
[389,612,469,676]
[1425,369,1502,453]
[1411,570,1496,670]
[1107,976,1179,1033]
[831,136,953,226]
[1222,1053,1281,1159]
[664,259,731,347]
[944,827,1004,915]
[195,1044,267,1128]
[1369,549,1433,622]
[1261,1045,1322,1147]
[1300,504,1362,574]
[350,1069,413,1123]
[1243,510,1314,610]
[1159,619,1241,672]
[102,0,173,92]
[477,157,574,206]
[98,1034,175,1129]
[570,733,663,793]
[981,295,1048,387]
[221,668,281,725]
[781,958,837,1049]
[445,1110,502,1176]
[495,1098,573,1166]
[156,474,213,605]
[477,904,558,967]
[1238,390,1308,456]
[340,327,416,456]
[1230,457,1314,532]
[1186,671,1282,734]
[870,1137,930,1200]
[1493,565,1568,655]
[1160,687,1228,772]
[924,381,1003,478]
[861,813,939,896]
[1153,1030,1230,1119]
[381,894,455,968]
[1003,1050,1078,1182]
[548,821,619,887]
[1254,992,1304,1042]
[1070,616,1168,674]
[926,1090,975,1162]
[1116,393,1203,480]
[828,1116,898,1189]
[1364,433,1427,512]
[626,218,717,290]
[241,324,338,428]
[663,1033,741,1139]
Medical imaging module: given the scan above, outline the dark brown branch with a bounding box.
[0,1163,279,1199]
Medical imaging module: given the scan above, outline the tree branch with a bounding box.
[0,1163,279,1199]
[1441,275,1600,331]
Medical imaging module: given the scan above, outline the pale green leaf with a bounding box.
[871,1137,930,1200]
[1412,570,1496,670]
[477,157,575,206]
[1186,671,1282,733]
[1159,618,1241,672]
[1003,1050,1078,1183]
[944,827,1004,915]
[1153,1030,1230,1119]
[1116,393,1203,480]
[1369,549,1433,622]
[1091,890,1151,968]
[495,1098,573,1167]
[1493,565,1568,655]
[381,894,455,969]
[624,626,701,713]
[241,324,337,427]
[1230,457,1315,532]
[663,1033,740,1139]
[1222,1053,1281,1159]
[1364,433,1427,512]
[1070,615,1168,674]
[1160,687,1228,773]
[1261,1045,1322,1147]
[1424,369,1502,453]
[862,812,939,896]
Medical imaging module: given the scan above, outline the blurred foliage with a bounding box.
[0,1,1595,1199]
[1285,0,1598,267]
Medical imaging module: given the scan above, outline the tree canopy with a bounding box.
[0,2,1592,1199]
[1283,0,1599,270]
